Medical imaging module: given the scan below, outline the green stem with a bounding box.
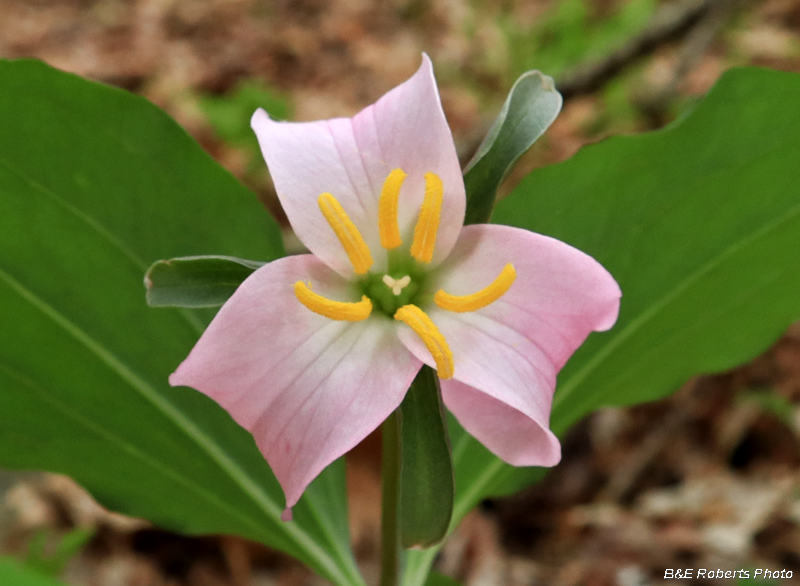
[380,410,402,586]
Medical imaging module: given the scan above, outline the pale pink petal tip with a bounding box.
[248,53,465,276]
[250,107,269,131]
[170,254,422,512]
[167,371,182,387]
[281,507,293,522]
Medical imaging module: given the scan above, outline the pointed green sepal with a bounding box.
[145,255,265,308]
[463,70,562,225]
[398,366,454,548]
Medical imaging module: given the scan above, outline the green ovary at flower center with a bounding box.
[363,273,418,316]
[358,257,430,317]
[308,167,442,317]
[293,167,515,380]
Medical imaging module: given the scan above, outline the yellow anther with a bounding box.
[394,304,454,379]
[410,172,444,264]
[318,193,373,274]
[435,264,516,313]
[294,281,372,321]
[378,168,407,250]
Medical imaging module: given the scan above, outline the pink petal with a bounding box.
[396,224,620,466]
[170,255,422,509]
[251,54,465,277]
[442,379,561,466]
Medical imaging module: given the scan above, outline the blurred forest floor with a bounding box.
[3,0,800,584]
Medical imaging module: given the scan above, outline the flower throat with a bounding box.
[293,168,516,379]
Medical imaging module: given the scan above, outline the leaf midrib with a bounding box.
[404,153,800,586]
[0,155,206,336]
[551,195,800,421]
[0,359,269,535]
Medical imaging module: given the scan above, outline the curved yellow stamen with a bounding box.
[294,281,372,321]
[435,264,516,313]
[410,172,443,264]
[394,304,454,379]
[318,193,373,274]
[378,168,407,249]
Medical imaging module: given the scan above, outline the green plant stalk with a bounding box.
[380,410,402,586]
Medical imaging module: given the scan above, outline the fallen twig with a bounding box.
[556,0,716,99]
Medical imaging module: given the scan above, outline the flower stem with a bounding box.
[380,410,402,586]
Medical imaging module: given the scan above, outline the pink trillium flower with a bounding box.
[170,55,621,520]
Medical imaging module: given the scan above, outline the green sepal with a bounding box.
[145,255,265,308]
[462,70,562,225]
[398,366,454,548]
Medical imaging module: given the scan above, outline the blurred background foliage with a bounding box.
[3,0,800,584]
[500,0,657,79]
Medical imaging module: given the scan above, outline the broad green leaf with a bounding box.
[398,366,453,548]
[403,67,800,585]
[509,67,800,436]
[462,70,562,225]
[0,558,68,586]
[0,59,363,586]
[145,255,264,307]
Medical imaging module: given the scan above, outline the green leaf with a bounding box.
[25,527,93,576]
[424,571,461,586]
[0,558,69,586]
[398,366,454,548]
[403,67,800,585]
[511,67,800,435]
[145,255,264,307]
[462,70,562,225]
[0,59,362,586]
